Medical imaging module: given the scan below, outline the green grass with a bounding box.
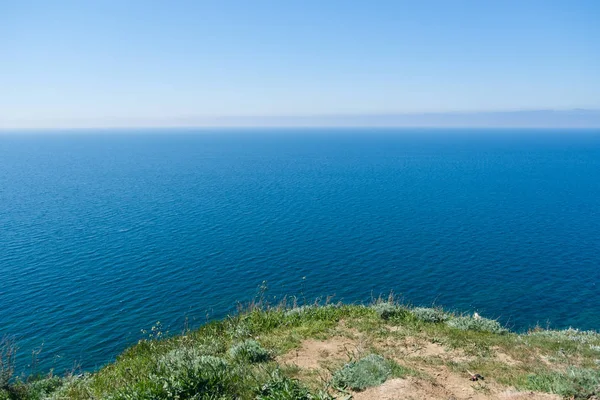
[228,340,271,363]
[411,307,450,323]
[256,370,334,400]
[522,367,600,399]
[330,354,411,391]
[445,315,508,334]
[2,299,600,400]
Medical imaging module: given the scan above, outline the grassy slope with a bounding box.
[3,300,600,399]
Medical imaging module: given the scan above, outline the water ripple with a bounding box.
[1,129,600,373]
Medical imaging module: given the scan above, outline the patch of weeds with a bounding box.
[528,328,600,344]
[27,376,63,399]
[523,367,600,399]
[149,348,236,399]
[279,363,302,378]
[411,307,450,323]
[446,315,508,334]
[105,380,165,400]
[0,384,28,400]
[0,336,17,389]
[284,305,316,317]
[47,375,94,400]
[371,303,407,321]
[196,336,227,356]
[158,347,227,371]
[241,309,287,334]
[256,370,333,400]
[227,321,252,341]
[229,339,271,363]
[284,304,343,317]
[282,304,359,328]
[331,354,396,391]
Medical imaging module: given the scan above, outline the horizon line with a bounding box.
[2,109,600,131]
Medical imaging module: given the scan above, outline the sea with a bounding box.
[1,128,599,374]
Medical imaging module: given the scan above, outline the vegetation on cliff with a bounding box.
[2,296,600,399]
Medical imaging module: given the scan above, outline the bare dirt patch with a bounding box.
[352,377,449,400]
[278,336,359,371]
[352,373,561,400]
[281,334,560,400]
[377,336,472,363]
[497,391,561,399]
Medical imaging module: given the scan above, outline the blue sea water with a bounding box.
[1,128,600,374]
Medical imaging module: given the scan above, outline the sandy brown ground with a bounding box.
[280,336,358,371]
[353,377,560,400]
[279,334,561,400]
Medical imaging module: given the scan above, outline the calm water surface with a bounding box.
[1,128,599,373]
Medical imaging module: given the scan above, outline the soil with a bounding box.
[280,335,562,400]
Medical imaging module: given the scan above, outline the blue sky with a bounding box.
[1,0,599,128]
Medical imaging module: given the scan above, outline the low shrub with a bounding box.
[158,347,228,371]
[411,307,449,323]
[228,340,271,363]
[195,337,227,356]
[257,370,332,400]
[446,315,508,334]
[152,348,233,399]
[371,303,406,320]
[227,322,252,340]
[26,376,63,399]
[284,305,314,317]
[46,375,94,400]
[331,354,392,391]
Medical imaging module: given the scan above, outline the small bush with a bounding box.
[228,323,252,340]
[196,337,227,356]
[153,348,233,399]
[331,354,392,391]
[371,303,406,320]
[228,340,271,363]
[284,305,314,317]
[446,315,508,334]
[46,375,94,400]
[158,347,228,371]
[524,367,600,399]
[27,376,63,399]
[411,307,449,323]
[257,370,332,400]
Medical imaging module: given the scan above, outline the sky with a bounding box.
[1,0,599,128]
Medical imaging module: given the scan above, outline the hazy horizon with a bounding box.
[2,109,600,131]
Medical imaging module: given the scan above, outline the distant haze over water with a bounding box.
[2,110,600,130]
[1,128,599,374]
